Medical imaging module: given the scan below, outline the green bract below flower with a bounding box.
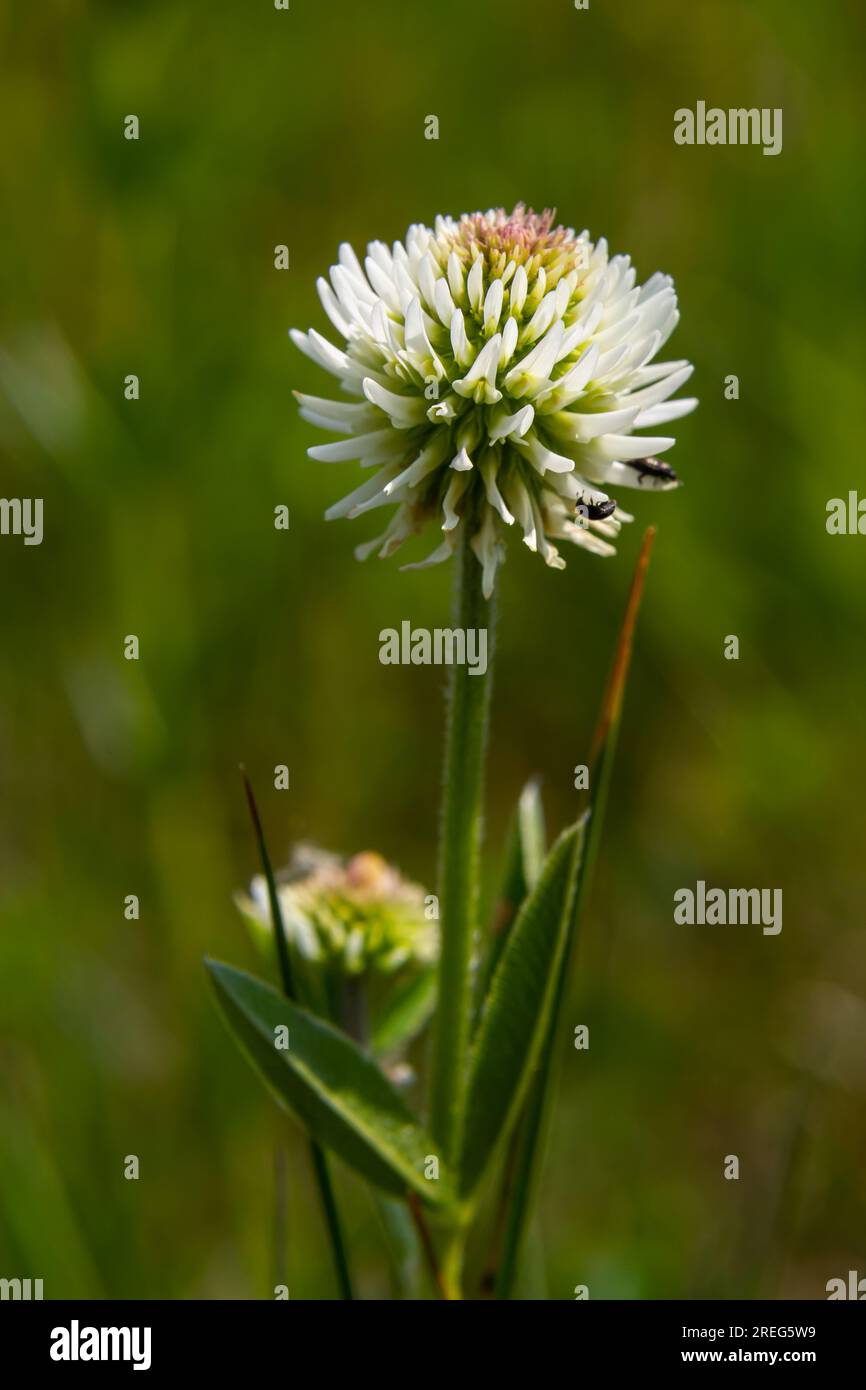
[236,844,437,977]
[292,204,697,596]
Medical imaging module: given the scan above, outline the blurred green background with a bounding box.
[1,0,865,1299]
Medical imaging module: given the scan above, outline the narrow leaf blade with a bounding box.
[580,526,656,889]
[493,526,656,1296]
[206,959,453,1206]
[458,818,587,1196]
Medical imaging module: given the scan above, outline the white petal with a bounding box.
[325,464,399,520]
[489,403,534,441]
[447,251,465,301]
[534,344,599,412]
[427,395,461,423]
[510,264,528,314]
[529,493,565,570]
[483,278,504,334]
[316,278,352,338]
[418,255,439,311]
[378,516,416,557]
[634,396,698,428]
[545,405,641,444]
[515,432,575,475]
[433,277,456,326]
[503,321,564,397]
[331,264,375,316]
[499,316,519,366]
[467,256,484,312]
[441,470,472,529]
[294,392,379,434]
[450,309,473,367]
[337,242,369,291]
[592,433,676,462]
[592,311,641,353]
[480,451,515,524]
[593,343,630,379]
[364,255,400,312]
[362,378,427,427]
[564,526,616,557]
[470,508,503,598]
[400,539,454,572]
[384,434,449,492]
[628,358,691,388]
[290,328,349,379]
[635,287,677,338]
[368,301,399,353]
[308,428,401,463]
[618,363,694,412]
[453,335,503,405]
[502,475,538,549]
[521,290,558,345]
[450,446,474,472]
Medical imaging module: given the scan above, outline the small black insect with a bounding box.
[632,456,678,486]
[583,498,617,521]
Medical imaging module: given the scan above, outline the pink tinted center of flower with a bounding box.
[345,851,389,893]
[456,204,574,261]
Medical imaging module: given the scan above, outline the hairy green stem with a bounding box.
[429,535,496,1162]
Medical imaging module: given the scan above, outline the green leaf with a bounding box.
[206,959,453,1206]
[371,968,437,1057]
[478,778,546,1009]
[457,818,587,1196]
[492,527,657,1297]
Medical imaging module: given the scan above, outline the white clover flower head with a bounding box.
[292,205,697,597]
[237,844,438,977]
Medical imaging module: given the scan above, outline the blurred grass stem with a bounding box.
[242,768,355,1300]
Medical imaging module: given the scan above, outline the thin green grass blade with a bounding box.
[238,769,354,1298]
[241,767,296,999]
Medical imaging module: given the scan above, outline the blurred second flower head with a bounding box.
[237,844,438,976]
